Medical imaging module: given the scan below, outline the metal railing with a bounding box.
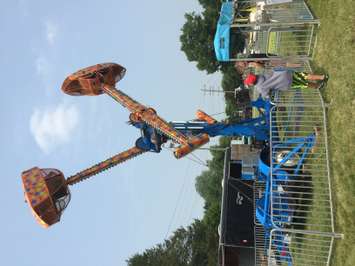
[264,0,316,22]
[254,181,266,226]
[230,0,320,70]
[235,0,317,22]
[266,24,318,58]
[255,224,269,266]
[232,22,319,61]
[270,89,333,232]
[252,88,343,266]
[268,229,337,266]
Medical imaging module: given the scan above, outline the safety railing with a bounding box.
[255,224,269,266]
[253,88,343,266]
[235,0,317,22]
[268,229,338,266]
[254,181,266,226]
[230,0,320,69]
[264,0,316,22]
[266,24,318,59]
[270,89,333,232]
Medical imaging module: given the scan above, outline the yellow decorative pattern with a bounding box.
[22,167,49,207]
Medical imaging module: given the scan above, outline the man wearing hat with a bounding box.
[243,70,327,98]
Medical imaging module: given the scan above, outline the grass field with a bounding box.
[306,1,355,266]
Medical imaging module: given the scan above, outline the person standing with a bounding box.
[243,69,327,98]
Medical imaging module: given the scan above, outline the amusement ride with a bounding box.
[21,62,272,228]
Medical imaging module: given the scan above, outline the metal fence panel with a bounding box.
[267,24,318,58]
[231,0,320,68]
[237,0,316,22]
[254,181,266,226]
[255,225,269,265]
[268,229,335,266]
[269,89,334,233]
[253,89,342,266]
[264,0,316,22]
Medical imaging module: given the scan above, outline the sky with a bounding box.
[0,1,225,265]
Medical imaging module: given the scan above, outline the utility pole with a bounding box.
[201,84,235,96]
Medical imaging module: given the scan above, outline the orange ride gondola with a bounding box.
[61,62,126,96]
[22,167,70,228]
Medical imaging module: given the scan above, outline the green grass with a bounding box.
[267,29,314,57]
[306,1,355,265]
[268,31,278,54]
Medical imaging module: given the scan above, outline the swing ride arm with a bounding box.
[66,146,146,186]
[61,63,191,147]
[101,85,191,146]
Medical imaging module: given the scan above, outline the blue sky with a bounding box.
[0,1,224,265]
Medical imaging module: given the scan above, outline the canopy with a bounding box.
[214,1,234,61]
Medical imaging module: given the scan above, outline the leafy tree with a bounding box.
[127,220,209,266]
[180,1,245,74]
[180,12,220,74]
[221,64,241,92]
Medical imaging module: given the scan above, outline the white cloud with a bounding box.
[34,55,55,96]
[30,103,80,154]
[35,56,50,76]
[44,20,58,45]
